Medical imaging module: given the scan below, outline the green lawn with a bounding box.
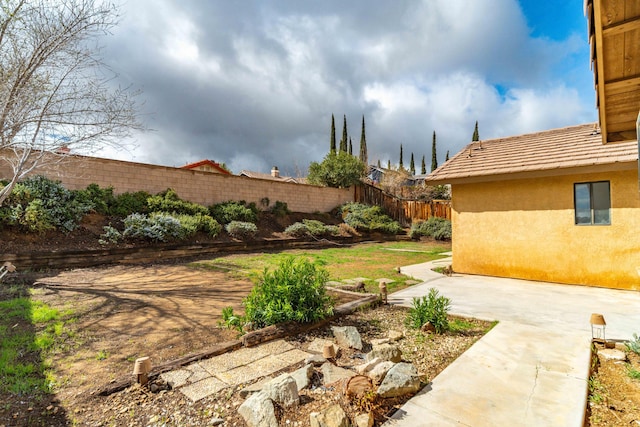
[190,241,450,294]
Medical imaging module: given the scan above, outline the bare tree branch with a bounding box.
[0,0,142,205]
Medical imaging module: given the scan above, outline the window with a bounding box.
[574,181,610,225]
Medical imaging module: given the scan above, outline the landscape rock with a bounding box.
[310,404,350,427]
[322,362,356,385]
[354,412,374,427]
[598,348,627,361]
[306,354,327,366]
[368,361,395,385]
[377,362,421,398]
[366,343,402,363]
[264,375,299,407]
[332,326,363,350]
[210,417,225,426]
[238,391,278,427]
[345,375,374,399]
[420,322,436,334]
[388,330,404,342]
[289,364,314,391]
[369,338,389,346]
[355,357,382,375]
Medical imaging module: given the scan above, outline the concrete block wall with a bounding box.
[0,152,353,213]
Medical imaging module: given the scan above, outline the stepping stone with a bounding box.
[375,278,395,284]
[307,338,337,353]
[326,281,344,287]
[180,376,229,402]
[215,349,310,385]
[351,277,370,282]
[598,348,626,361]
[404,280,421,285]
[160,362,211,388]
[200,339,295,375]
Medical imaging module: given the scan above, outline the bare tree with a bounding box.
[0,0,141,206]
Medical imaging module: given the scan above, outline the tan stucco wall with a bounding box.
[0,152,353,213]
[451,169,640,290]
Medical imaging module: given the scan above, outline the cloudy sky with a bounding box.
[100,0,597,176]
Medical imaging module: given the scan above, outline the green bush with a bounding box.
[110,191,151,217]
[99,225,122,245]
[76,184,116,215]
[284,222,309,237]
[147,189,208,216]
[243,256,334,328]
[122,213,185,242]
[307,151,367,188]
[406,288,451,333]
[270,201,290,217]
[210,201,257,224]
[225,221,257,239]
[409,217,452,240]
[341,202,402,234]
[0,176,93,232]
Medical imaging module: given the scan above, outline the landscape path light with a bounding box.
[590,313,606,343]
[133,356,152,386]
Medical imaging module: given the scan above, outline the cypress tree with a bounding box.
[377,159,381,167]
[349,137,353,155]
[431,131,438,172]
[472,120,480,141]
[410,153,415,175]
[387,159,391,169]
[421,155,426,174]
[445,150,450,161]
[359,115,368,164]
[399,144,404,170]
[340,114,348,152]
[330,114,336,153]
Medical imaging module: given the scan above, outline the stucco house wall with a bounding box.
[451,168,640,290]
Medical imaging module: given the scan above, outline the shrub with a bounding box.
[122,213,185,242]
[0,176,93,232]
[284,222,309,237]
[110,191,151,217]
[225,221,257,239]
[173,213,222,238]
[341,202,402,234]
[77,183,116,215]
[210,201,257,224]
[302,219,331,237]
[270,201,290,217]
[147,188,208,216]
[405,288,451,333]
[99,225,122,245]
[410,217,452,240]
[243,256,334,328]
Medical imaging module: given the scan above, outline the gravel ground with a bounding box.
[70,304,492,427]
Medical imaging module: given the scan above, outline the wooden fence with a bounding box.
[354,183,451,227]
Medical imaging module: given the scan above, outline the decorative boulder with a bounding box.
[332,326,363,350]
[366,343,402,363]
[238,391,278,427]
[376,362,421,398]
[368,361,395,385]
[310,404,350,427]
[263,375,299,407]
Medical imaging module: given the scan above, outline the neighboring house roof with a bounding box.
[181,159,231,174]
[586,0,640,143]
[239,170,305,184]
[426,123,638,185]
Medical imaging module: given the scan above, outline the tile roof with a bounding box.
[426,123,638,184]
[239,170,306,184]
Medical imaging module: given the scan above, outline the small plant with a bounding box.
[122,213,184,242]
[243,256,334,328]
[220,306,244,332]
[625,333,640,355]
[627,364,640,380]
[96,350,109,361]
[406,288,451,333]
[588,375,606,404]
[225,221,257,239]
[99,225,122,244]
[284,222,309,237]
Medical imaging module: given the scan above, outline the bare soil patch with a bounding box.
[587,343,640,426]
